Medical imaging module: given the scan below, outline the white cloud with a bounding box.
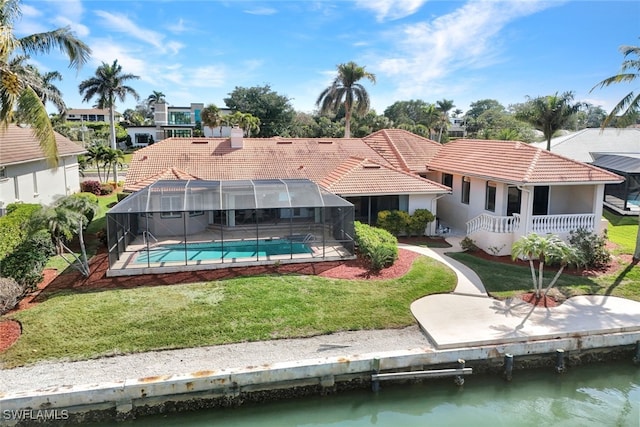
[167,18,188,34]
[244,7,278,16]
[20,4,41,17]
[355,0,427,22]
[190,66,227,88]
[374,0,557,101]
[94,10,182,55]
[53,16,90,37]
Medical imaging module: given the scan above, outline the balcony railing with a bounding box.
[467,213,596,236]
[466,214,520,235]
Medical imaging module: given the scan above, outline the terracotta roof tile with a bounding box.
[363,129,441,173]
[0,124,85,165]
[319,157,451,195]
[427,139,623,184]
[126,167,202,191]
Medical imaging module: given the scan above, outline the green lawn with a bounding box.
[2,256,455,367]
[449,210,640,302]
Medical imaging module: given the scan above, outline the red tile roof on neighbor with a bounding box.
[362,129,441,174]
[124,134,444,194]
[319,157,450,195]
[0,124,85,166]
[127,167,201,191]
[427,139,624,184]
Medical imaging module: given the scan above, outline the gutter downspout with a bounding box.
[430,192,450,236]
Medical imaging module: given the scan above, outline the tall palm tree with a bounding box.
[591,44,639,128]
[28,68,66,115]
[515,91,582,151]
[435,99,455,143]
[79,59,139,182]
[0,0,91,166]
[201,104,221,137]
[316,61,376,138]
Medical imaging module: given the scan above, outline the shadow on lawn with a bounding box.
[605,259,639,296]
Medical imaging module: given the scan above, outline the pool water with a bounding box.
[135,239,312,264]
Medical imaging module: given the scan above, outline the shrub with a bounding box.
[569,228,611,269]
[0,230,55,291]
[354,221,398,270]
[377,210,410,236]
[407,209,435,237]
[81,180,102,195]
[460,236,479,252]
[62,193,99,225]
[0,277,23,315]
[0,203,41,263]
[100,183,114,195]
[117,192,130,202]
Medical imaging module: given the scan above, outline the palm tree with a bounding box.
[0,0,91,167]
[79,59,139,182]
[146,90,166,110]
[591,44,639,128]
[435,99,455,143]
[316,61,376,138]
[515,91,582,151]
[28,68,66,115]
[511,233,580,298]
[201,104,221,137]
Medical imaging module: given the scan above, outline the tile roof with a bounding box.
[362,129,441,173]
[125,136,431,193]
[126,167,202,192]
[0,124,85,166]
[427,139,623,184]
[319,157,451,195]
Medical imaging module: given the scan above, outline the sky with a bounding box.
[17,0,640,116]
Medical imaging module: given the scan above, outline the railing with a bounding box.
[530,213,595,234]
[466,214,520,235]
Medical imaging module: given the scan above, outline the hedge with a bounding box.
[354,221,398,270]
[0,229,55,291]
[0,203,41,263]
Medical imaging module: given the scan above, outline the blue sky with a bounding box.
[18,0,640,116]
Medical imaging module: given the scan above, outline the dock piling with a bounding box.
[454,359,465,386]
[633,341,640,365]
[555,349,565,373]
[503,353,514,381]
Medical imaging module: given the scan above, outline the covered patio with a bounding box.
[593,153,640,215]
[106,179,355,276]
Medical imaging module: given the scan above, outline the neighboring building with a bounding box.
[152,102,233,142]
[66,108,122,124]
[448,118,466,139]
[0,124,85,214]
[532,128,640,215]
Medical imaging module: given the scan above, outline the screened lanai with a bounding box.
[593,153,640,215]
[106,179,355,276]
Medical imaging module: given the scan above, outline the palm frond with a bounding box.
[17,86,59,167]
[18,27,91,69]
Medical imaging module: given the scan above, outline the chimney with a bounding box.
[230,127,243,148]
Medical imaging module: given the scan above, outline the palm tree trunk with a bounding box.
[537,260,545,297]
[344,110,352,138]
[543,265,565,296]
[109,103,118,183]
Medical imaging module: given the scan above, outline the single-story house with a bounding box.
[0,124,85,215]
[109,129,622,275]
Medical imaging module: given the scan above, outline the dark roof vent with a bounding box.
[192,140,208,144]
[318,140,333,144]
[277,140,293,144]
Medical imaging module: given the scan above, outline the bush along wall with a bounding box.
[354,221,398,270]
[376,209,435,237]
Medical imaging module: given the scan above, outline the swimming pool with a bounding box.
[135,239,313,264]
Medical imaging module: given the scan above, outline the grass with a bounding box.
[448,210,639,302]
[2,256,455,367]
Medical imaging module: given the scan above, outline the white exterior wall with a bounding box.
[549,185,594,214]
[126,127,157,147]
[0,156,80,212]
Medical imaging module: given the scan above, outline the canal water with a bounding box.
[105,361,639,427]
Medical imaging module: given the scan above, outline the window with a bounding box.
[166,129,192,138]
[485,181,496,212]
[461,176,470,204]
[169,111,191,125]
[0,166,6,179]
[442,173,453,188]
[160,195,182,218]
[188,194,204,217]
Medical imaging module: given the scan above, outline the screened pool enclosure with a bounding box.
[106,179,355,276]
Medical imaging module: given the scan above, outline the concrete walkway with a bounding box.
[406,237,640,349]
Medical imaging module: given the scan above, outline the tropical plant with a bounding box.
[78,59,139,182]
[435,99,455,143]
[511,233,581,298]
[0,0,91,166]
[224,85,295,137]
[227,111,261,137]
[28,67,66,115]
[201,104,221,137]
[591,43,639,128]
[316,61,376,138]
[514,91,582,151]
[146,90,166,109]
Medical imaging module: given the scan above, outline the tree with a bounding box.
[224,85,295,137]
[28,68,66,115]
[0,0,91,166]
[146,90,166,109]
[435,99,455,143]
[514,91,582,151]
[316,61,376,138]
[511,233,581,299]
[591,44,639,128]
[78,59,139,182]
[201,104,221,137]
